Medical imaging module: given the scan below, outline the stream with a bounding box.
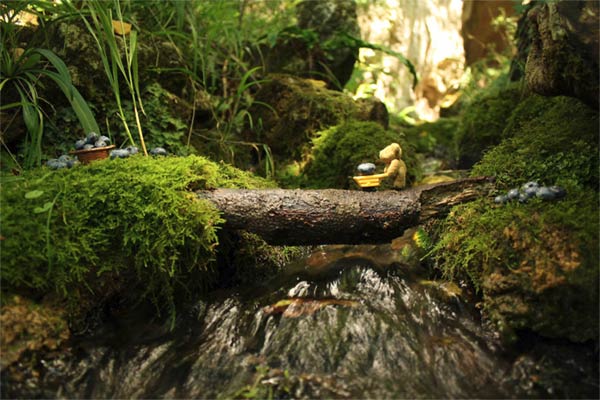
[17,243,599,399]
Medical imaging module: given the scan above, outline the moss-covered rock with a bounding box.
[0,155,275,320]
[433,95,599,343]
[454,84,524,169]
[244,74,388,164]
[295,120,418,189]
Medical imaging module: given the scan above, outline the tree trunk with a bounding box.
[197,177,493,245]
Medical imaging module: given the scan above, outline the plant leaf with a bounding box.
[34,202,53,214]
[25,189,44,199]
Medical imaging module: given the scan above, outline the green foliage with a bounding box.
[433,94,599,342]
[300,120,418,189]
[0,155,274,321]
[472,95,599,189]
[79,0,148,154]
[454,83,524,168]
[1,2,100,169]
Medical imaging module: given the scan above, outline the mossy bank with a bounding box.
[1,155,276,323]
[433,95,599,343]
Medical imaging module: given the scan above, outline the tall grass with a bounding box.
[79,0,148,155]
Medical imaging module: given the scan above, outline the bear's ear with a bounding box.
[389,142,401,158]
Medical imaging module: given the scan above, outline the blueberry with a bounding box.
[518,193,529,203]
[110,149,130,159]
[536,186,556,200]
[149,147,167,156]
[98,135,111,144]
[357,163,376,175]
[85,132,99,144]
[524,186,539,198]
[83,144,94,150]
[94,140,108,148]
[47,159,68,169]
[507,188,520,200]
[46,159,60,169]
[494,195,508,204]
[75,139,86,150]
[66,159,79,168]
[549,186,566,199]
[58,155,71,163]
[126,146,139,155]
[522,181,539,190]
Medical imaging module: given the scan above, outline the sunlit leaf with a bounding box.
[33,202,53,214]
[25,189,44,199]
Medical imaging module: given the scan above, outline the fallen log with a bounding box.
[197,177,494,245]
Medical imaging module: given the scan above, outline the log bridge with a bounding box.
[197,177,494,245]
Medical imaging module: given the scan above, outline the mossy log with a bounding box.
[198,177,493,245]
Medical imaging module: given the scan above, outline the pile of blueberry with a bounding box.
[46,155,79,170]
[75,132,111,150]
[110,146,139,159]
[494,181,566,204]
[109,146,167,159]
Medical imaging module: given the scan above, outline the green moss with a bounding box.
[299,120,418,189]
[454,84,524,168]
[434,95,599,342]
[473,95,599,189]
[0,155,274,320]
[245,74,388,165]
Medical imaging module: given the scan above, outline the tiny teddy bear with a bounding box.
[379,143,407,189]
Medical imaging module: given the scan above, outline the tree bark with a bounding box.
[197,177,493,245]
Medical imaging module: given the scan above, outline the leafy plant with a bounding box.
[78,0,148,154]
[1,1,100,169]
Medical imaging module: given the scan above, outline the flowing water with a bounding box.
[15,244,599,399]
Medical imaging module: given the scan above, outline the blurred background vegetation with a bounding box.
[1,0,519,178]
